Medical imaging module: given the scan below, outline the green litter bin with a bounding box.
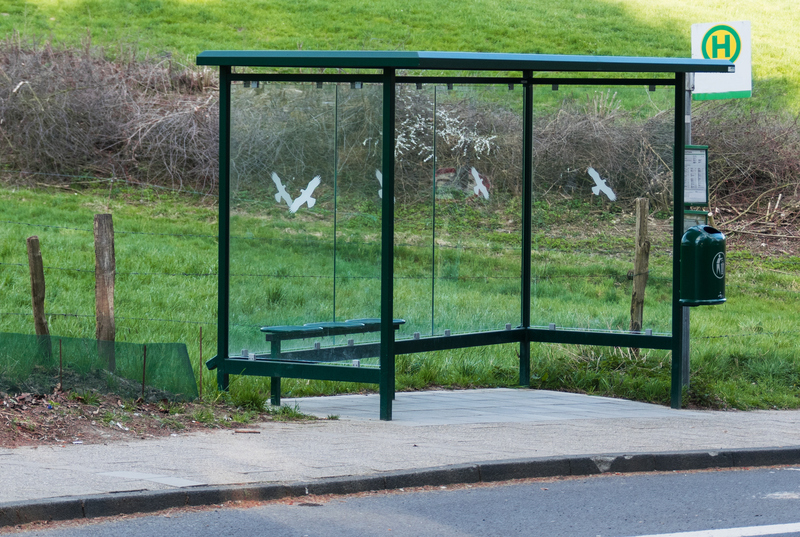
[680,225,726,306]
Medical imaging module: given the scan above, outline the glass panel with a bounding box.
[530,84,674,335]
[332,83,383,349]
[227,81,383,362]
[393,84,435,341]
[228,81,337,358]
[432,84,523,336]
[393,83,524,339]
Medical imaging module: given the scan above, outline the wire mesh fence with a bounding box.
[0,332,198,401]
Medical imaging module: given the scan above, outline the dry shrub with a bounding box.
[534,94,800,211]
[1,36,797,210]
[693,102,800,205]
[0,35,218,192]
[394,88,677,209]
[394,86,523,203]
[125,94,218,192]
[532,90,674,209]
[0,38,130,176]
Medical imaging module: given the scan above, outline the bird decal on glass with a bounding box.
[471,167,489,200]
[375,169,383,199]
[270,172,293,207]
[374,169,395,202]
[587,167,616,201]
[289,175,321,213]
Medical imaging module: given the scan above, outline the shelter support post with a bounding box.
[217,66,232,392]
[217,369,229,392]
[380,68,397,421]
[671,72,687,409]
[519,71,534,386]
[682,73,695,388]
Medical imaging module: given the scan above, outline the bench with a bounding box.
[259,318,405,405]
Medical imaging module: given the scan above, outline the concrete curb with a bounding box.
[2,446,800,528]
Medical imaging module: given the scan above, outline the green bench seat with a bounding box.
[258,318,405,406]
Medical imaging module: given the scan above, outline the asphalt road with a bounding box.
[8,467,800,537]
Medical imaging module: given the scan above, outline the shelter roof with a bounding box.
[196,50,733,74]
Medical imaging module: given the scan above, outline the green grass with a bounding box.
[265,403,316,421]
[1,0,798,110]
[1,185,799,409]
[69,388,100,407]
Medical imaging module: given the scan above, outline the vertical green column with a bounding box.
[671,72,686,409]
[431,87,437,337]
[271,377,282,406]
[270,340,281,406]
[380,69,396,421]
[333,84,339,323]
[217,66,232,391]
[519,71,533,387]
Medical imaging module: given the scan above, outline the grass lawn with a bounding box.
[1,0,798,110]
[1,185,798,409]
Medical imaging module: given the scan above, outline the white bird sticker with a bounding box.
[375,169,383,199]
[374,169,395,202]
[471,167,489,200]
[289,175,321,213]
[271,172,293,207]
[587,167,616,201]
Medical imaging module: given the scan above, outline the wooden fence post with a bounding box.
[26,236,52,359]
[94,214,116,372]
[630,198,651,336]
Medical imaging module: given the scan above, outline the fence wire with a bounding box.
[695,330,800,340]
[4,215,797,263]
[0,261,673,283]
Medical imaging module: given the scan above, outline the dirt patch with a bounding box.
[0,390,285,449]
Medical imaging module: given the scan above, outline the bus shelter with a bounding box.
[197,51,732,420]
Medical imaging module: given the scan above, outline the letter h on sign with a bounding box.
[711,34,730,58]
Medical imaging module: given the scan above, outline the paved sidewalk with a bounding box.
[1,389,800,524]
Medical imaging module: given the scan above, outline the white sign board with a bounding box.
[691,21,751,100]
[684,147,708,205]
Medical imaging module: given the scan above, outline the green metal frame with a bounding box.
[198,50,733,419]
[216,66,231,393]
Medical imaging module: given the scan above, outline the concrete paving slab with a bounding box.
[283,388,692,425]
[99,471,165,480]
